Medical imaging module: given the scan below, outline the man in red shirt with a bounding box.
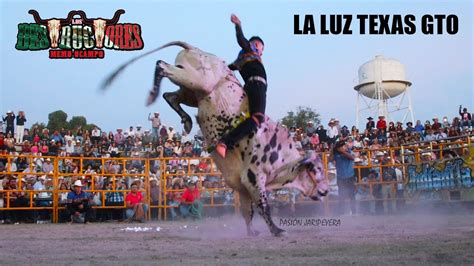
[179,181,203,220]
[376,115,387,132]
[125,182,148,222]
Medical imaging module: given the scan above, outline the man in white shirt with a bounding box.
[135,125,143,140]
[42,158,53,173]
[91,127,101,144]
[34,176,51,223]
[65,139,75,153]
[327,119,339,144]
[167,126,176,140]
[148,112,161,140]
[127,126,135,138]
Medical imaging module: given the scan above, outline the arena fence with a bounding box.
[0,135,472,222]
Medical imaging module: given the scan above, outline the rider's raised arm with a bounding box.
[235,24,252,52]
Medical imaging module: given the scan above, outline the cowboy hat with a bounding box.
[73,180,83,187]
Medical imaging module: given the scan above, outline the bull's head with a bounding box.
[170,48,231,93]
[285,153,329,201]
[77,10,125,48]
[28,10,75,48]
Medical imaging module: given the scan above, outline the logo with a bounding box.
[15,9,144,59]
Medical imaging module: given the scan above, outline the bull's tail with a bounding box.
[100,41,195,90]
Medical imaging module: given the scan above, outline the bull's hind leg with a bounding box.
[238,190,259,237]
[163,88,197,134]
[241,169,286,237]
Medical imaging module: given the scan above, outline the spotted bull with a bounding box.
[28,10,75,48]
[102,41,328,236]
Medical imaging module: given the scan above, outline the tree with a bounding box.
[280,106,321,129]
[68,116,87,130]
[47,110,68,132]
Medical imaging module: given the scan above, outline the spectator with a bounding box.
[4,132,15,149]
[366,117,375,131]
[167,126,176,140]
[405,122,414,133]
[2,110,15,137]
[135,125,143,140]
[105,181,125,221]
[315,125,327,143]
[442,116,450,128]
[431,117,442,131]
[149,177,160,220]
[179,180,203,220]
[414,120,424,133]
[142,130,153,151]
[351,126,359,137]
[114,128,125,147]
[67,180,93,223]
[388,121,396,133]
[33,175,51,223]
[327,120,338,145]
[424,129,436,141]
[354,158,376,215]
[65,139,75,154]
[42,158,53,173]
[126,126,135,138]
[375,152,397,214]
[333,138,356,215]
[51,130,64,145]
[6,179,32,223]
[15,111,26,143]
[167,182,182,220]
[376,115,387,132]
[64,130,74,143]
[459,105,472,128]
[159,125,168,144]
[148,112,161,140]
[305,121,316,137]
[108,142,120,157]
[125,182,148,222]
[91,127,101,145]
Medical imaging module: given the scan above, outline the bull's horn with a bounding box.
[105,9,125,24]
[28,10,48,25]
[101,41,195,91]
[59,10,77,26]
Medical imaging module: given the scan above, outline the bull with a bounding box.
[102,41,328,236]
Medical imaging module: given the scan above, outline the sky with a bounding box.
[1,0,473,134]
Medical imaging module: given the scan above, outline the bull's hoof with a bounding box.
[146,90,158,106]
[271,228,287,237]
[182,116,193,134]
[247,229,260,237]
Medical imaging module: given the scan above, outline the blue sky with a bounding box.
[1,0,472,134]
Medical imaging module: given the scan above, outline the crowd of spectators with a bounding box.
[290,105,473,155]
[0,110,230,224]
[0,105,473,223]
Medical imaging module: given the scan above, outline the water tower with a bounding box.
[354,55,414,128]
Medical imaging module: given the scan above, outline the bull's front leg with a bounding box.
[146,60,166,106]
[241,168,286,237]
[163,89,196,134]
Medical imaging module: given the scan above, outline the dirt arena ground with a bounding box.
[1,213,473,265]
